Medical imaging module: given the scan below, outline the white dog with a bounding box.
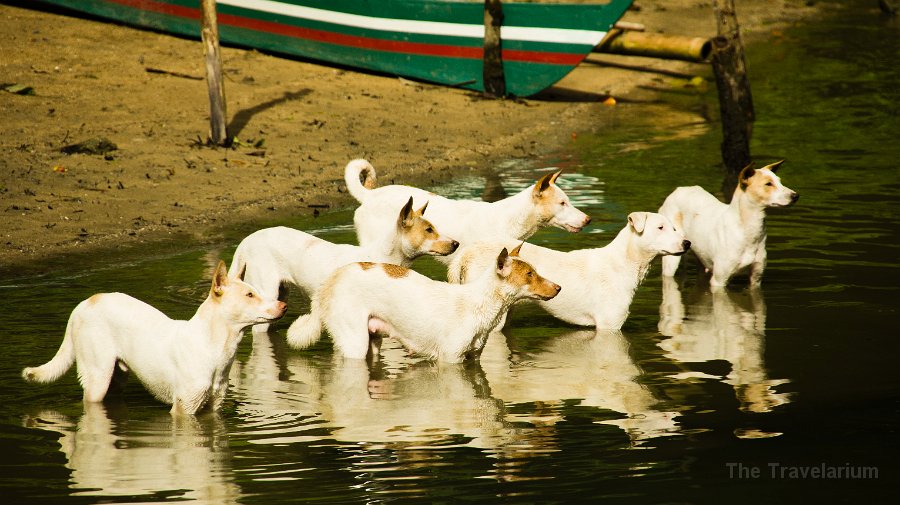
[345,159,591,262]
[658,160,799,288]
[287,248,561,362]
[448,212,690,329]
[22,261,286,414]
[229,197,458,332]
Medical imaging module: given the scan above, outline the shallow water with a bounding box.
[2,2,898,503]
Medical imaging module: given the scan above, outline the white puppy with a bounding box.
[22,261,286,414]
[345,159,591,262]
[229,197,458,331]
[658,160,799,288]
[448,212,690,329]
[287,248,561,363]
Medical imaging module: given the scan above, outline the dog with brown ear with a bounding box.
[229,196,458,333]
[658,160,799,288]
[448,212,690,329]
[287,247,560,363]
[345,159,591,264]
[22,261,286,414]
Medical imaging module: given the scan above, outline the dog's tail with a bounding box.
[286,302,324,349]
[22,313,77,383]
[344,159,377,203]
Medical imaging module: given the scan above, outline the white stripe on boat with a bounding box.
[218,0,607,46]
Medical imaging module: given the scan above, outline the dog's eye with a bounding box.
[766,182,774,186]
[560,200,567,206]
[426,227,433,233]
[246,292,254,298]
[658,225,664,230]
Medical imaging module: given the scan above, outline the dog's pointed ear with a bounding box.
[549,169,563,185]
[738,162,757,190]
[416,200,429,217]
[628,212,649,234]
[509,242,524,257]
[532,170,562,198]
[763,159,785,173]
[397,196,415,228]
[211,260,229,298]
[496,247,512,277]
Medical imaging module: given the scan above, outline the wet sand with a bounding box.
[0,0,816,274]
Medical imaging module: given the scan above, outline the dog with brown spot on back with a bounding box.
[286,248,560,363]
[658,160,799,288]
[229,196,458,332]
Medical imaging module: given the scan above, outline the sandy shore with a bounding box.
[0,0,816,275]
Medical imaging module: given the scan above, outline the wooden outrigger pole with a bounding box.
[711,0,754,191]
[201,0,228,146]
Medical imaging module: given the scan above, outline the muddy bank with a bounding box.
[0,0,817,275]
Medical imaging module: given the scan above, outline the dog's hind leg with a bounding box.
[104,360,130,397]
[79,359,117,403]
[330,310,373,360]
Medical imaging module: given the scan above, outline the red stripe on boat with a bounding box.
[107,0,584,65]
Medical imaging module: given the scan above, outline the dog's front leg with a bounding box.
[748,249,767,287]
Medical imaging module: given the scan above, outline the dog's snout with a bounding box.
[682,240,691,251]
[276,301,288,314]
[790,192,799,203]
[583,215,592,226]
[450,240,460,251]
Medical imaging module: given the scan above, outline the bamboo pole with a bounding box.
[482,0,506,97]
[595,31,712,62]
[201,0,228,145]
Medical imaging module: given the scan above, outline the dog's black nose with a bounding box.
[451,240,460,250]
[682,240,691,251]
[790,192,800,203]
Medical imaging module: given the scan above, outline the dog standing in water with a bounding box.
[287,248,560,363]
[448,212,690,329]
[658,161,799,288]
[344,159,591,262]
[22,261,286,414]
[229,197,458,332]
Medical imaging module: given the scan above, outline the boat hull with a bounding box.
[34,0,632,96]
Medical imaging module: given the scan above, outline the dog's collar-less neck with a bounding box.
[613,229,656,288]
[191,298,249,343]
[467,271,520,329]
[731,190,768,238]
[492,188,543,240]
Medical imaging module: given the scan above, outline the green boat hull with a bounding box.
[34,0,632,96]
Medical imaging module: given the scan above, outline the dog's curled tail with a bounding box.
[22,315,76,384]
[287,305,324,349]
[344,159,377,203]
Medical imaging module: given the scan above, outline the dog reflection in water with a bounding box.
[658,277,791,413]
[479,328,681,445]
[22,404,239,501]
